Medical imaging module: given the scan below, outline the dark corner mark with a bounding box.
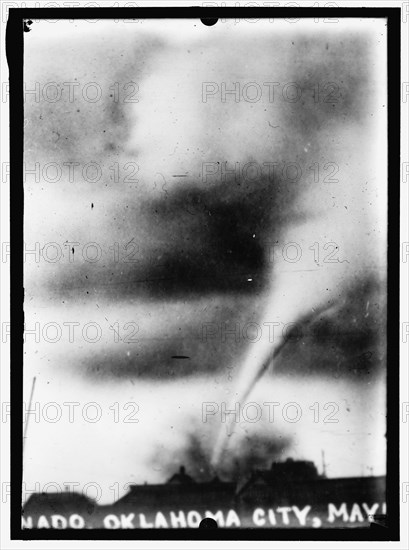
[23,19,32,32]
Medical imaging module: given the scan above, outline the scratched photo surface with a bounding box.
[22,18,387,530]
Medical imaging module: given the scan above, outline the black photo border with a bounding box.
[7,5,401,542]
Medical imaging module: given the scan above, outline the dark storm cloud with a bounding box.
[275,275,387,380]
[285,32,376,130]
[24,29,165,164]
[76,273,385,382]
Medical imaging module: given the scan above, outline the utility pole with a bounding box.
[22,377,36,508]
[23,377,36,455]
[321,450,327,477]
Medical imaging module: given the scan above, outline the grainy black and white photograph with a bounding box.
[18,11,392,534]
